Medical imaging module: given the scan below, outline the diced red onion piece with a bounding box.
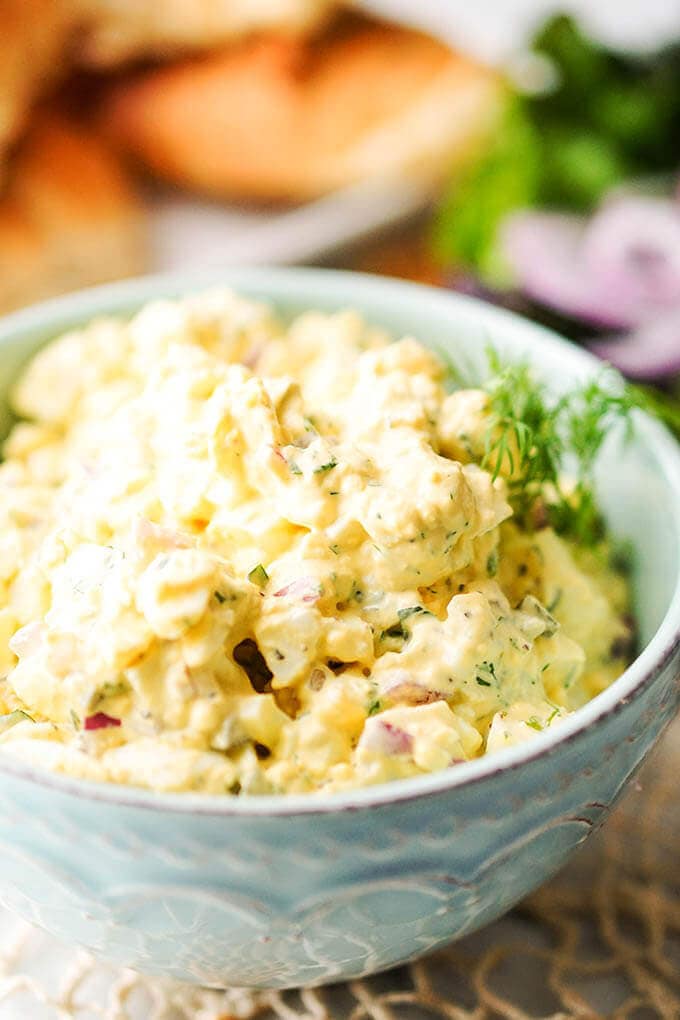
[589,308,680,380]
[273,578,321,603]
[9,621,45,658]
[360,718,413,756]
[377,721,413,755]
[84,712,121,731]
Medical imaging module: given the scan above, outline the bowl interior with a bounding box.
[0,266,678,788]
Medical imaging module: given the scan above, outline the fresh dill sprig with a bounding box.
[555,380,640,543]
[483,350,563,521]
[562,380,636,473]
[480,349,639,545]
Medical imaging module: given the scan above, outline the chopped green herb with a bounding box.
[329,544,341,556]
[313,458,337,474]
[397,606,433,622]
[288,461,302,476]
[475,661,497,688]
[486,549,499,576]
[247,564,269,587]
[214,590,227,604]
[526,717,543,731]
[380,622,407,642]
[379,606,434,643]
[367,699,382,716]
[564,666,579,690]
[102,680,128,698]
[88,680,129,710]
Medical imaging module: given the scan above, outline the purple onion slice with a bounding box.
[589,308,680,380]
[501,211,632,328]
[582,196,680,316]
[501,200,680,330]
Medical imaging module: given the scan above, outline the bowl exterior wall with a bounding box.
[0,644,677,989]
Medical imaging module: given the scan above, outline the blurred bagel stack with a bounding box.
[0,0,503,313]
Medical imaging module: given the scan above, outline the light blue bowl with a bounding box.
[0,268,678,989]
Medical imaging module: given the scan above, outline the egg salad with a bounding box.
[0,290,632,794]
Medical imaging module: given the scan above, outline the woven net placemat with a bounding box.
[1,714,678,1020]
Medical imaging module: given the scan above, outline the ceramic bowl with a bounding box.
[0,268,678,990]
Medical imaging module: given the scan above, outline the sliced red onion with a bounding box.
[501,202,680,330]
[582,197,680,315]
[589,307,680,380]
[84,712,121,731]
[501,212,631,328]
[360,718,413,756]
[272,578,321,603]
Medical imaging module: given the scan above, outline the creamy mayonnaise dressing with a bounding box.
[0,290,631,794]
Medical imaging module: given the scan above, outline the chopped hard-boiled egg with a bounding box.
[0,290,633,794]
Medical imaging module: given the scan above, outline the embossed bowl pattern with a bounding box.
[0,269,678,989]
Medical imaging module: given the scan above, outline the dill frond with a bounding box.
[480,350,638,545]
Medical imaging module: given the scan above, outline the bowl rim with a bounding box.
[0,265,679,817]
